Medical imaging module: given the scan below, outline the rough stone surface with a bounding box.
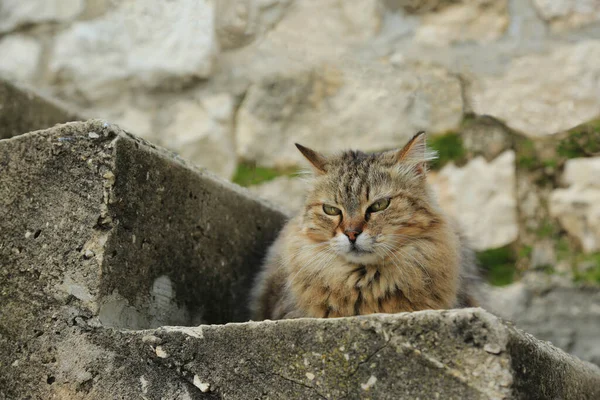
[248,175,308,213]
[0,0,85,33]
[215,0,294,50]
[0,35,42,83]
[532,0,600,31]
[0,119,286,325]
[49,0,217,102]
[4,299,600,399]
[163,93,237,179]
[415,0,509,46]
[550,157,600,253]
[489,273,600,366]
[0,119,288,398]
[0,79,79,139]
[428,151,518,250]
[237,63,463,167]
[470,41,600,137]
[94,309,600,399]
[262,0,382,58]
[461,115,514,161]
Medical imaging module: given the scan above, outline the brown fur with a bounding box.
[250,133,481,320]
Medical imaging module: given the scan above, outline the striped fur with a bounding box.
[250,133,482,320]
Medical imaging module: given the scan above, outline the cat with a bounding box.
[250,132,482,320]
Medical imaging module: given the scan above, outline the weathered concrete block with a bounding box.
[0,120,286,397]
[127,309,598,399]
[0,79,79,139]
[7,306,600,399]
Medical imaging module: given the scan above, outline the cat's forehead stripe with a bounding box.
[336,154,373,213]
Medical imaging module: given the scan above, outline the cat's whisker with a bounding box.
[378,242,422,287]
[384,242,432,284]
[288,244,335,285]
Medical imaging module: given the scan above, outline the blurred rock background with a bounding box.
[1,0,599,361]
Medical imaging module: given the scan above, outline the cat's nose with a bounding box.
[344,229,362,243]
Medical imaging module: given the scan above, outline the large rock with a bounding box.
[532,0,600,31]
[415,0,509,46]
[0,0,85,33]
[213,0,383,91]
[163,93,237,179]
[489,273,600,366]
[461,115,514,161]
[237,63,463,167]
[0,79,79,139]
[263,0,382,57]
[49,0,217,102]
[550,157,600,253]
[470,41,600,136]
[215,0,294,50]
[0,35,42,82]
[428,151,518,251]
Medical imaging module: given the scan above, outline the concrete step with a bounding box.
[90,308,600,399]
[0,79,80,140]
[1,121,599,399]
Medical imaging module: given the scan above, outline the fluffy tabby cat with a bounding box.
[250,132,481,320]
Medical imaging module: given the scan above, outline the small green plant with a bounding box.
[557,118,600,158]
[535,220,557,239]
[477,246,517,286]
[429,132,466,170]
[518,245,532,259]
[232,162,298,187]
[515,137,538,169]
[573,253,600,284]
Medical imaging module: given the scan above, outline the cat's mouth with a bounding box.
[349,246,372,255]
[344,246,379,264]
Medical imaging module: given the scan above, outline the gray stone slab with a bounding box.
[0,120,287,398]
[0,79,80,139]
[7,308,600,399]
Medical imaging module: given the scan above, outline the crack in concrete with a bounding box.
[249,360,328,399]
[270,370,328,400]
[397,341,510,399]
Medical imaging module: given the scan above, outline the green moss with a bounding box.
[555,237,572,260]
[557,118,600,158]
[232,162,299,187]
[477,246,517,286]
[518,245,532,259]
[535,221,557,239]
[515,137,538,169]
[573,253,600,284]
[429,132,466,170]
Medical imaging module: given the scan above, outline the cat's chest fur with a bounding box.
[290,259,430,318]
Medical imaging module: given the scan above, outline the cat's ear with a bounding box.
[295,143,328,174]
[395,131,437,175]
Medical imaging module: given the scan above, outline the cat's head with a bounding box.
[296,132,442,265]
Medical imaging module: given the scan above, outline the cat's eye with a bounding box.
[367,198,390,213]
[323,204,342,216]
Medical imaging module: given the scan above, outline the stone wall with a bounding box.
[1,0,600,277]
